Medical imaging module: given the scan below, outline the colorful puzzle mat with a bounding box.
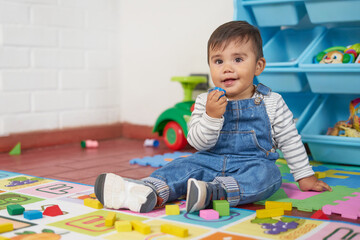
[0,168,359,240]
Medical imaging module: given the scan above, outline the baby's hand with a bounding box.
[298,175,332,192]
[206,90,227,119]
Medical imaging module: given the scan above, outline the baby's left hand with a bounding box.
[298,175,332,192]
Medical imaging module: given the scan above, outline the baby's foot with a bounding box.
[94,173,157,213]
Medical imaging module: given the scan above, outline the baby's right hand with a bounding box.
[206,90,227,118]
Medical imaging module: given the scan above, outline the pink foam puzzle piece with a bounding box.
[281,183,321,200]
[322,192,360,220]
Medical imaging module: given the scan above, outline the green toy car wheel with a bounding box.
[163,121,187,150]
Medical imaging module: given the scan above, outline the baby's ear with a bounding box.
[255,57,266,76]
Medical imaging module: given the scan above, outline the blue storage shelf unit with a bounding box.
[234,0,360,165]
[301,94,360,165]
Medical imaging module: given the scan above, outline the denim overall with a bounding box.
[144,84,282,206]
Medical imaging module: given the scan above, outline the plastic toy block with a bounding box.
[199,209,219,220]
[115,221,132,232]
[7,204,25,215]
[81,139,99,149]
[43,205,63,217]
[0,236,11,240]
[213,200,230,216]
[256,208,284,219]
[265,201,292,211]
[315,171,326,179]
[84,198,103,209]
[0,223,13,233]
[165,204,180,215]
[310,209,329,220]
[24,210,43,220]
[161,223,188,238]
[9,142,21,156]
[105,212,116,227]
[131,220,151,234]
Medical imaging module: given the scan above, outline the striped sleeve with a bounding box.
[187,93,224,151]
[269,93,315,181]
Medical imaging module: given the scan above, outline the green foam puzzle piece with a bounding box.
[9,142,21,155]
[258,186,360,212]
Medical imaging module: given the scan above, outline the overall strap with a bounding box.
[256,83,271,96]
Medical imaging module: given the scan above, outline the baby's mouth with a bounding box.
[222,78,237,86]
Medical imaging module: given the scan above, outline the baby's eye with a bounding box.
[235,57,242,63]
[215,59,223,64]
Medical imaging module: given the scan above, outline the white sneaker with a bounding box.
[94,173,157,213]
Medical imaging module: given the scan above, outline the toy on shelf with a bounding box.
[314,46,356,64]
[153,76,207,150]
[327,98,360,137]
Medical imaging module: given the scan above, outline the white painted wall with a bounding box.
[0,0,233,136]
[118,1,233,125]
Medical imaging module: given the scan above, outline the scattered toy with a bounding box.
[131,220,151,234]
[9,142,21,156]
[265,201,292,211]
[0,223,13,234]
[213,200,230,216]
[161,223,188,238]
[7,204,25,215]
[199,209,219,220]
[105,212,116,227]
[24,210,43,220]
[43,205,63,217]
[84,198,103,209]
[256,208,284,219]
[115,221,132,232]
[81,140,99,149]
[143,139,160,147]
[310,209,329,220]
[165,205,180,215]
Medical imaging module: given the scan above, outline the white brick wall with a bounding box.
[0,0,119,136]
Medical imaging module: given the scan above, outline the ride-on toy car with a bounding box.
[153,76,207,150]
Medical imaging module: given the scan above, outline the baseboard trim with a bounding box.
[0,122,160,153]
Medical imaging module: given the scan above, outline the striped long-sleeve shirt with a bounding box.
[187,90,314,182]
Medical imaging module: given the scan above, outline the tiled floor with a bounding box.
[0,137,357,224]
[0,138,180,186]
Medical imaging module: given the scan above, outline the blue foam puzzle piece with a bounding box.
[130,152,193,167]
[24,210,43,220]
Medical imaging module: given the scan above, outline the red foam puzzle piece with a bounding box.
[43,205,63,217]
[310,209,329,220]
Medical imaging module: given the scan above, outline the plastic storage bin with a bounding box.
[264,27,325,67]
[257,27,325,92]
[301,94,360,165]
[299,27,360,94]
[277,92,322,158]
[305,0,360,24]
[257,67,308,92]
[242,0,307,27]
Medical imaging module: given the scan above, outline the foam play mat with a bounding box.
[0,165,359,239]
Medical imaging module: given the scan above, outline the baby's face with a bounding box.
[208,39,265,100]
